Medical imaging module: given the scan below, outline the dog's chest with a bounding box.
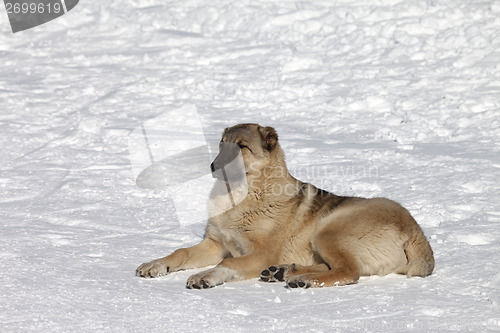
[218,227,248,257]
[213,212,267,257]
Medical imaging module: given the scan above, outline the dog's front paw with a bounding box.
[186,270,221,289]
[186,276,214,289]
[136,259,170,278]
[260,264,295,282]
[186,267,236,289]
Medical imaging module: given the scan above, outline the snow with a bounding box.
[1,0,499,331]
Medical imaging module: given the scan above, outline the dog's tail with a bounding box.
[401,227,435,277]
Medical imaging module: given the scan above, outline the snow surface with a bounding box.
[1,0,500,331]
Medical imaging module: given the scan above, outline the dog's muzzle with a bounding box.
[211,143,246,182]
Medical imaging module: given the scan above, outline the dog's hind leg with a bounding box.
[284,250,360,288]
[260,263,329,283]
[286,268,359,288]
[286,231,360,288]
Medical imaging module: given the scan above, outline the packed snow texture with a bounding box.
[1,0,500,332]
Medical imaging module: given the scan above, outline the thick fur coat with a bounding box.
[136,124,434,289]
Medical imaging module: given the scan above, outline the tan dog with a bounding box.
[136,124,434,289]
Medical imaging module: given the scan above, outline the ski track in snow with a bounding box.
[1,0,500,332]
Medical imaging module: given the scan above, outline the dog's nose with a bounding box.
[211,160,225,180]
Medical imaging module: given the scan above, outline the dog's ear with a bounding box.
[221,127,229,140]
[259,126,278,151]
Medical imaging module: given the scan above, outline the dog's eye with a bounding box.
[238,143,247,149]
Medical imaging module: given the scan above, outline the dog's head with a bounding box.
[210,124,282,182]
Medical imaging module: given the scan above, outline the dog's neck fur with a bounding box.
[247,144,301,202]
